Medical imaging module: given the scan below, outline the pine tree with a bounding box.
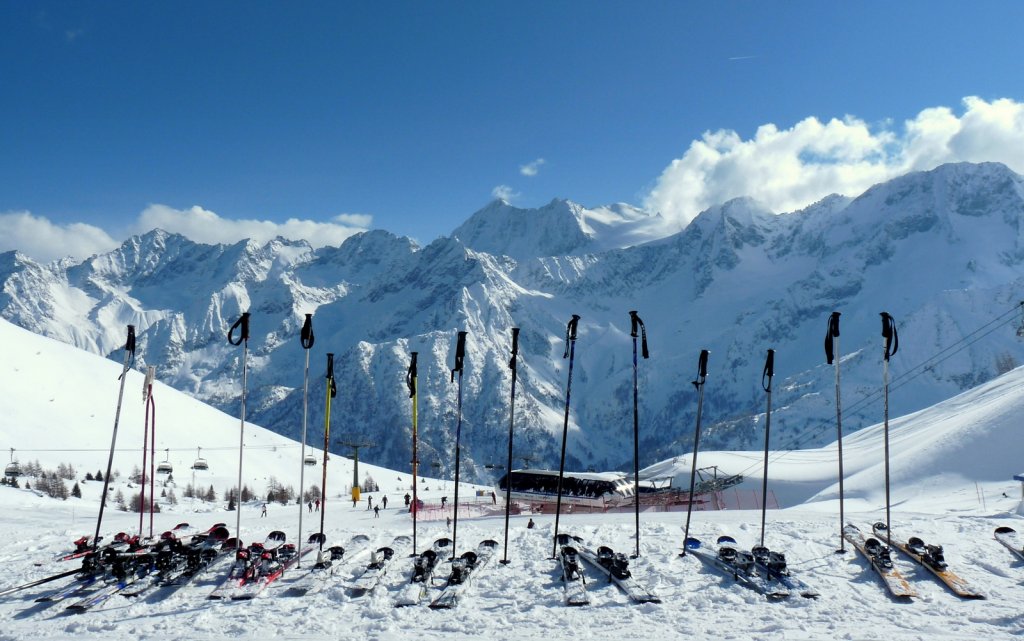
[71,482,82,498]
[95,470,104,482]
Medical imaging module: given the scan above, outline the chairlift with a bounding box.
[4,449,20,478]
[191,447,209,471]
[303,453,317,466]
[157,448,173,474]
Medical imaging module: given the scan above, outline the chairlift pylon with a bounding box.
[1016,301,1024,337]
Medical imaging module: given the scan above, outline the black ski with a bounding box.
[750,544,819,599]
[684,535,789,600]
[555,533,589,606]
[428,539,498,609]
[575,540,660,604]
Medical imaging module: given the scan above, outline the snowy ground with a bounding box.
[2,319,1024,640]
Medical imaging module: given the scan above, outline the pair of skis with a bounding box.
[556,534,660,606]
[844,523,984,599]
[285,534,371,596]
[394,537,451,607]
[428,539,498,609]
[208,530,289,600]
[347,535,410,596]
[684,535,797,600]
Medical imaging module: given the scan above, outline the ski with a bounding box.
[750,544,819,599]
[872,522,983,599]
[555,533,589,606]
[156,528,235,588]
[428,539,498,609]
[66,553,156,611]
[348,535,409,596]
[285,534,371,596]
[228,533,328,599]
[842,524,916,598]
[0,566,84,599]
[575,540,660,604]
[683,536,790,600]
[34,550,114,602]
[994,526,1024,563]
[395,537,451,607]
[123,525,232,596]
[208,530,287,599]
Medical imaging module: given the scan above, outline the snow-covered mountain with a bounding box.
[2,162,1024,481]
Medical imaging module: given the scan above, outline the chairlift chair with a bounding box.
[191,447,209,471]
[157,448,173,474]
[4,448,19,478]
[303,453,317,466]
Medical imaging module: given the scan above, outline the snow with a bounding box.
[2,319,1024,640]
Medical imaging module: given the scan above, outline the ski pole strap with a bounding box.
[300,313,315,349]
[326,353,337,398]
[450,331,467,382]
[228,312,250,346]
[762,349,774,392]
[563,314,581,358]
[629,311,649,359]
[118,325,137,380]
[509,327,520,370]
[824,312,840,364]
[406,352,418,398]
[143,365,155,402]
[692,349,709,389]
[880,312,899,361]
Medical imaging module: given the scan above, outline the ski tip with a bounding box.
[715,535,737,546]
[994,526,1017,535]
[684,537,701,550]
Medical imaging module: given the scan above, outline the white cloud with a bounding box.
[520,158,546,177]
[492,185,519,201]
[0,211,119,262]
[132,205,371,248]
[644,96,1024,228]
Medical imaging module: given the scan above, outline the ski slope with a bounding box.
[1,318,1024,640]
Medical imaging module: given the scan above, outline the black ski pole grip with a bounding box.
[825,311,840,364]
[301,313,315,349]
[509,327,520,369]
[451,331,467,382]
[762,349,775,391]
[125,325,136,355]
[630,311,649,360]
[326,353,337,398]
[563,314,580,358]
[880,312,899,361]
[406,352,418,398]
[698,349,709,378]
[228,312,250,346]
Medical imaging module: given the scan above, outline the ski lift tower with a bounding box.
[337,438,374,502]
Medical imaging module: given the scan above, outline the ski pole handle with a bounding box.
[406,352,418,398]
[326,353,337,398]
[693,349,709,388]
[228,312,250,346]
[300,313,315,349]
[451,331,467,382]
[563,315,580,358]
[762,349,774,391]
[824,311,841,364]
[125,324,137,354]
[880,312,898,361]
[629,310,649,359]
[509,327,520,369]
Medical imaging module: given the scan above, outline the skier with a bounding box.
[374,505,380,518]
[404,493,411,507]
[315,498,320,512]
[441,496,447,508]
[491,490,497,505]
[307,501,312,513]
[261,503,267,517]
[367,496,373,510]
[527,518,535,529]
[382,495,388,509]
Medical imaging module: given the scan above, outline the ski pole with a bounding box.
[629,311,649,558]
[140,366,156,540]
[680,349,709,557]
[406,351,418,556]
[450,330,468,560]
[758,349,774,548]
[501,327,520,565]
[94,324,136,550]
[228,312,250,550]
[298,313,314,567]
[825,311,846,553]
[552,314,581,559]
[320,353,336,550]
[880,311,899,550]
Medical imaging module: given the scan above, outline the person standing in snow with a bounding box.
[307,501,312,513]
[404,493,411,507]
[367,495,373,510]
[373,505,380,518]
[382,495,388,509]
[315,498,320,511]
[261,503,267,517]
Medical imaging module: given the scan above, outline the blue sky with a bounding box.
[3,1,1024,260]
